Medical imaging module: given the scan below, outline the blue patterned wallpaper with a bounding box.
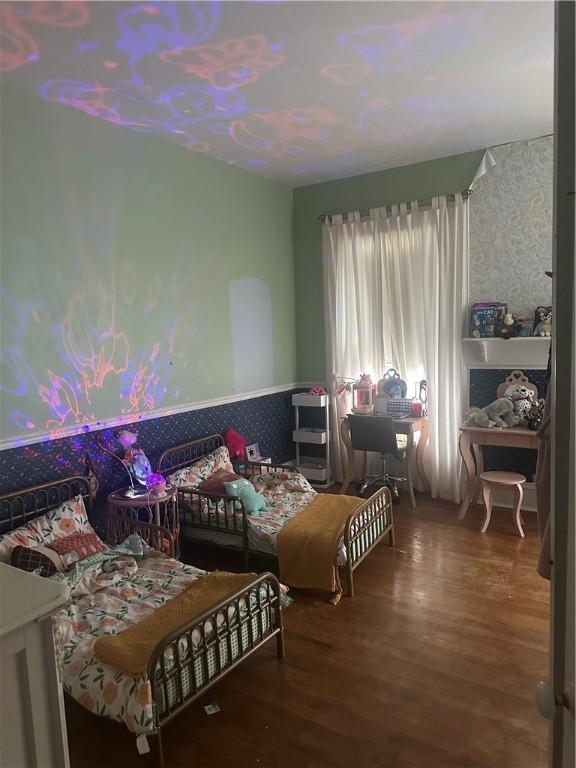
[0,390,297,501]
[469,368,546,480]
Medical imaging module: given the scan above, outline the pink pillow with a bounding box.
[198,469,242,495]
[49,532,106,567]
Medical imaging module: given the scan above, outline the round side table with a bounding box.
[107,486,180,556]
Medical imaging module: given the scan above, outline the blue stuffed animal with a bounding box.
[224,478,267,515]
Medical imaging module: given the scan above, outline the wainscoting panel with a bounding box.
[0,390,297,501]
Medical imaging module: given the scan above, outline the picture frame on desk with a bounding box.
[246,443,271,464]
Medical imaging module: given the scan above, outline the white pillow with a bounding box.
[168,446,233,488]
[0,495,97,563]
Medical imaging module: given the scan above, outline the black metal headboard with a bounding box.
[157,434,225,475]
[0,475,95,537]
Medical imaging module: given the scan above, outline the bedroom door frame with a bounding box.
[547,2,575,765]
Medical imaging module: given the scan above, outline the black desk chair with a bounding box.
[348,414,407,502]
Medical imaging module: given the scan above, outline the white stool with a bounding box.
[479,471,526,537]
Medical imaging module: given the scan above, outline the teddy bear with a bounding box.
[464,398,521,429]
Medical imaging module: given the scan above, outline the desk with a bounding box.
[458,426,540,520]
[340,415,429,506]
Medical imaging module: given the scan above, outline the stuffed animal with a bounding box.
[223,427,247,461]
[527,398,546,431]
[223,478,267,515]
[308,385,327,396]
[495,312,522,339]
[464,398,520,429]
[535,309,552,337]
[504,385,535,424]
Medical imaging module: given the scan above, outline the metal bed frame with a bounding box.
[157,434,394,598]
[0,471,285,765]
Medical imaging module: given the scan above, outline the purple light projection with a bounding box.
[0,0,542,185]
[336,7,485,75]
[158,34,284,90]
[0,2,553,445]
[0,1,91,72]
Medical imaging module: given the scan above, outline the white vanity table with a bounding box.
[0,563,71,768]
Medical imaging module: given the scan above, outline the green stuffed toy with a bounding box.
[224,478,267,515]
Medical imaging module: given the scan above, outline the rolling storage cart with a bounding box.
[292,392,331,487]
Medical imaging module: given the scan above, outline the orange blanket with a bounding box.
[94,571,257,677]
[277,493,359,598]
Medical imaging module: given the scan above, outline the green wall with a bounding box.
[292,151,485,382]
[0,84,295,442]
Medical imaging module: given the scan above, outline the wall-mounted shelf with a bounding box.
[462,337,551,368]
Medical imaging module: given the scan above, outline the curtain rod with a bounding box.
[318,187,472,222]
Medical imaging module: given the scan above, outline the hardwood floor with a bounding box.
[66,496,550,768]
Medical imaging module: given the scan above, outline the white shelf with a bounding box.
[462,337,550,368]
[298,458,329,482]
[292,393,328,407]
[293,428,327,445]
[293,395,331,486]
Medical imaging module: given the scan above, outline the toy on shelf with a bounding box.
[352,373,376,413]
[517,316,534,337]
[469,302,507,338]
[308,385,327,396]
[534,306,552,337]
[495,312,522,339]
[464,398,520,429]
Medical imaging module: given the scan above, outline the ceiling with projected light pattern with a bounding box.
[1,0,553,185]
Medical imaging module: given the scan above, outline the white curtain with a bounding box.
[323,213,392,484]
[323,195,468,502]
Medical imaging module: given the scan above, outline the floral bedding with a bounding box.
[53,537,283,734]
[183,470,349,565]
[167,445,233,489]
[54,541,207,733]
[246,472,318,548]
[0,495,95,562]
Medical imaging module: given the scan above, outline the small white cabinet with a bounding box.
[292,393,332,486]
[0,563,70,768]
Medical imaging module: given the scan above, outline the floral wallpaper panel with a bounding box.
[469,136,553,316]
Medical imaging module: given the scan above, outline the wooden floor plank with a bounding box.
[66,496,549,768]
